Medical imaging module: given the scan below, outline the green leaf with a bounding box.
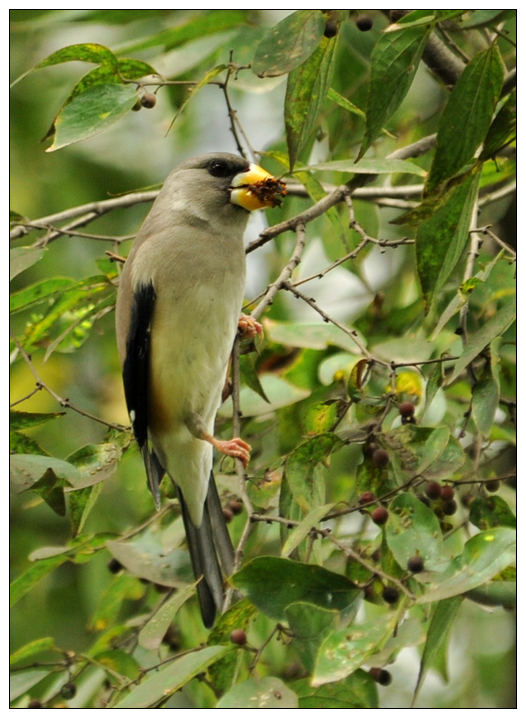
[417,527,516,603]
[106,535,193,589]
[464,581,516,608]
[422,361,444,417]
[299,158,426,177]
[284,434,342,515]
[285,35,337,169]
[481,89,516,160]
[327,87,365,120]
[31,467,69,516]
[426,44,505,193]
[208,599,258,694]
[66,443,122,489]
[472,374,500,437]
[281,503,335,557]
[11,43,118,87]
[10,454,80,494]
[92,649,141,682]
[10,431,49,457]
[385,493,444,571]
[252,10,325,77]
[217,677,298,708]
[431,250,506,339]
[449,299,515,383]
[303,402,339,435]
[313,610,400,686]
[469,495,516,531]
[48,83,139,150]
[10,669,53,702]
[10,277,75,314]
[383,425,465,483]
[285,602,339,673]
[246,471,282,510]
[138,583,197,650]
[415,169,481,311]
[10,410,65,431]
[294,669,378,708]
[113,646,230,708]
[239,354,269,403]
[10,637,57,667]
[10,554,69,607]
[69,484,104,537]
[10,247,45,280]
[359,23,432,159]
[412,596,462,705]
[460,10,515,29]
[115,10,247,54]
[91,574,145,632]
[416,426,450,475]
[231,556,359,621]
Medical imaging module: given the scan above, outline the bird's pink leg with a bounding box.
[186,413,251,468]
[238,314,263,340]
[206,434,251,468]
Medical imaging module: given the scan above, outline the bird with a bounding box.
[115,153,286,627]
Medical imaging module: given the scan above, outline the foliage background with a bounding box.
[10,9,516,709]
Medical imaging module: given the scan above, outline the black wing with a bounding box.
[122,281,165,507]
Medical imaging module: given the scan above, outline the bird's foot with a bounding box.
[238,314,263,340]
[210,436,251,468]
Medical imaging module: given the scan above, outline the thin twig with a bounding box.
[10,384,44,407]
[10,333,128,432]
[281,281,385,364]
[221,52,246,158]
[16,222,135,244]
[10,191,158,242]
[251,223,306,321]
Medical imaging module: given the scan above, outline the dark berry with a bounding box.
[371,507,389,525]
[442,500,458,516]
[486,479,500,492]
[382,586,399,604]
[230,629,247,646]
[389,10,406,22]
[440,485,455,502]
[107,558,123,574]
[229,500,243,515]
[363,442,379,459]
[369,667,392,685]
[372,449,390,468]
[324,19,338,37]
[141,92,157,109]
[359,491,376,505]
[399,402,415,418]
[356,14,374,31]
[154,583,170,593]
[424,481,442,500]
[162,624,180,650]
[28,700,43,708]
[60,683,77,700]
[223,507,234,523]
[407,555,425,573]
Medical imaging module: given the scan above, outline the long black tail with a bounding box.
[177,472,235,628]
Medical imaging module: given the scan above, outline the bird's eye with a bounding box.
[208,160,230,178]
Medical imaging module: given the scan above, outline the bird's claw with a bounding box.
[238,314,263,341]
[211,436,251,468]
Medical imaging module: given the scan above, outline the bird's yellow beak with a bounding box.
[230,163,287,210]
